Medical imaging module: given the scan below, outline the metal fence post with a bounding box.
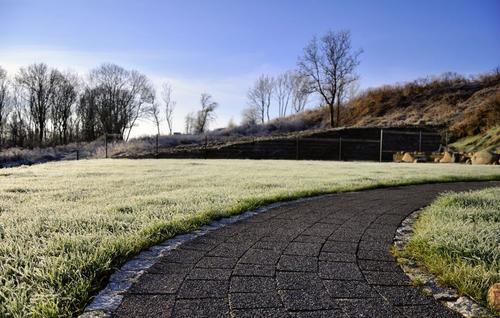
[104,133,108,159]
[338,137,342,161]
[418,130,422,152]
[379,129,384,162]
[156,133,159,159]
[204,135,208,159]
[296,136,300,160]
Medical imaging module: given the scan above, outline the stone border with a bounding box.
[79,194,330,318]
[393,209,493,318]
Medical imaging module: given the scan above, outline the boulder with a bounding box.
[488,283,500,312]
[401,152,414,163]
[439,151,455,163]
[471,151,499,165]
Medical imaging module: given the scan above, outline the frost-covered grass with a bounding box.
[402,187,500,310]
[0,159,499,317]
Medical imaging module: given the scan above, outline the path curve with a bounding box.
[112,181,499,318]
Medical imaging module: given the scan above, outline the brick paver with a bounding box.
[115,181,499,318]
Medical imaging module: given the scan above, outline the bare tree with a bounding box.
[184,112,195,134]
[241,106,259,126]
[161,82,176,135]
[0,66,10,146]
[194,93,218,134]
[124,71,155,141]
[16,63,59,144]
[290,73,310,113]
[247,74,274,123]
[146,92,162,137]
[50,71,79,144]
[88,63,154,140]
[298,30,362,127]
[275,71,293,117]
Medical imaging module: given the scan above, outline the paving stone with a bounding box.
[397,304,463,318]
[207,243,252,258]
[129,273,185,294]
[374,285,432,305]
[229,292,283,309]
[336,298,405,318]
[357,248,394,261]
[115,294,174,318]
[177,280,228,298]
[179,241,217,252]
[284,242,322,257]
[232,263,275,277]
[289,309,346,318]
[252,240,288,251]
[363,271,411,286]
[147,261,193,274]
[323,279,378,298]
[293,235,327,243]
[231,307,289,318]
[318,262,363,280]
[172,298,230,318]
[279,289,337,311]
[277,255,318,272]
[239,248,281,265]
[195,257,238,269]
[319,252,356,262]
[230,276,276,293]
[186,268,231,280]
[276,272,322,290]
[358,260,400,272]
[322,241,357,253]
[301,223,336,237]
[358,240,392,251]
[162,249,205,264]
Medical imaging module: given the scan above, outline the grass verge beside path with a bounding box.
[0,159,499,317]
[401,187,500,312]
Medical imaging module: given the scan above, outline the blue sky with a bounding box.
[1,0,499,135]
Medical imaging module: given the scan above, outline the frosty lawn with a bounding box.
[0,159,499,317]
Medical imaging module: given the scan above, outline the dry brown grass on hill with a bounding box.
[289,70,500,139]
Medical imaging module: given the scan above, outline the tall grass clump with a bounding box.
[402,187,500,310]
[0,159,499,317]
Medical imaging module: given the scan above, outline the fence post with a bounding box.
[296,136,300,160]
[156,134,159,159]
[445,131,448,148]
[338,137,342,161]
[104,133,108,159]
[418,130,422,152]
[379,129,384,162]
[76,150,79,160]
[204,135,208,159]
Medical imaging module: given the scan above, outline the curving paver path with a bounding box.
[114,181,499,318]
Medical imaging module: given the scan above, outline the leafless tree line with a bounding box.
[244,29,362,127]
[0,63,177,149]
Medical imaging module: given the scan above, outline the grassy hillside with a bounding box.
[1,159,499,317]
[450,126,500,153]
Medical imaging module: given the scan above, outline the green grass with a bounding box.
[0,159,499,317]
[400,187,500,311]
[450,126,500,153]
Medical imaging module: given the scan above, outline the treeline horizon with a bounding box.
[0,28,497,151]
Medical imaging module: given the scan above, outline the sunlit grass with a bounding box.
[401,187,500,311]
[0,159,499,317]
